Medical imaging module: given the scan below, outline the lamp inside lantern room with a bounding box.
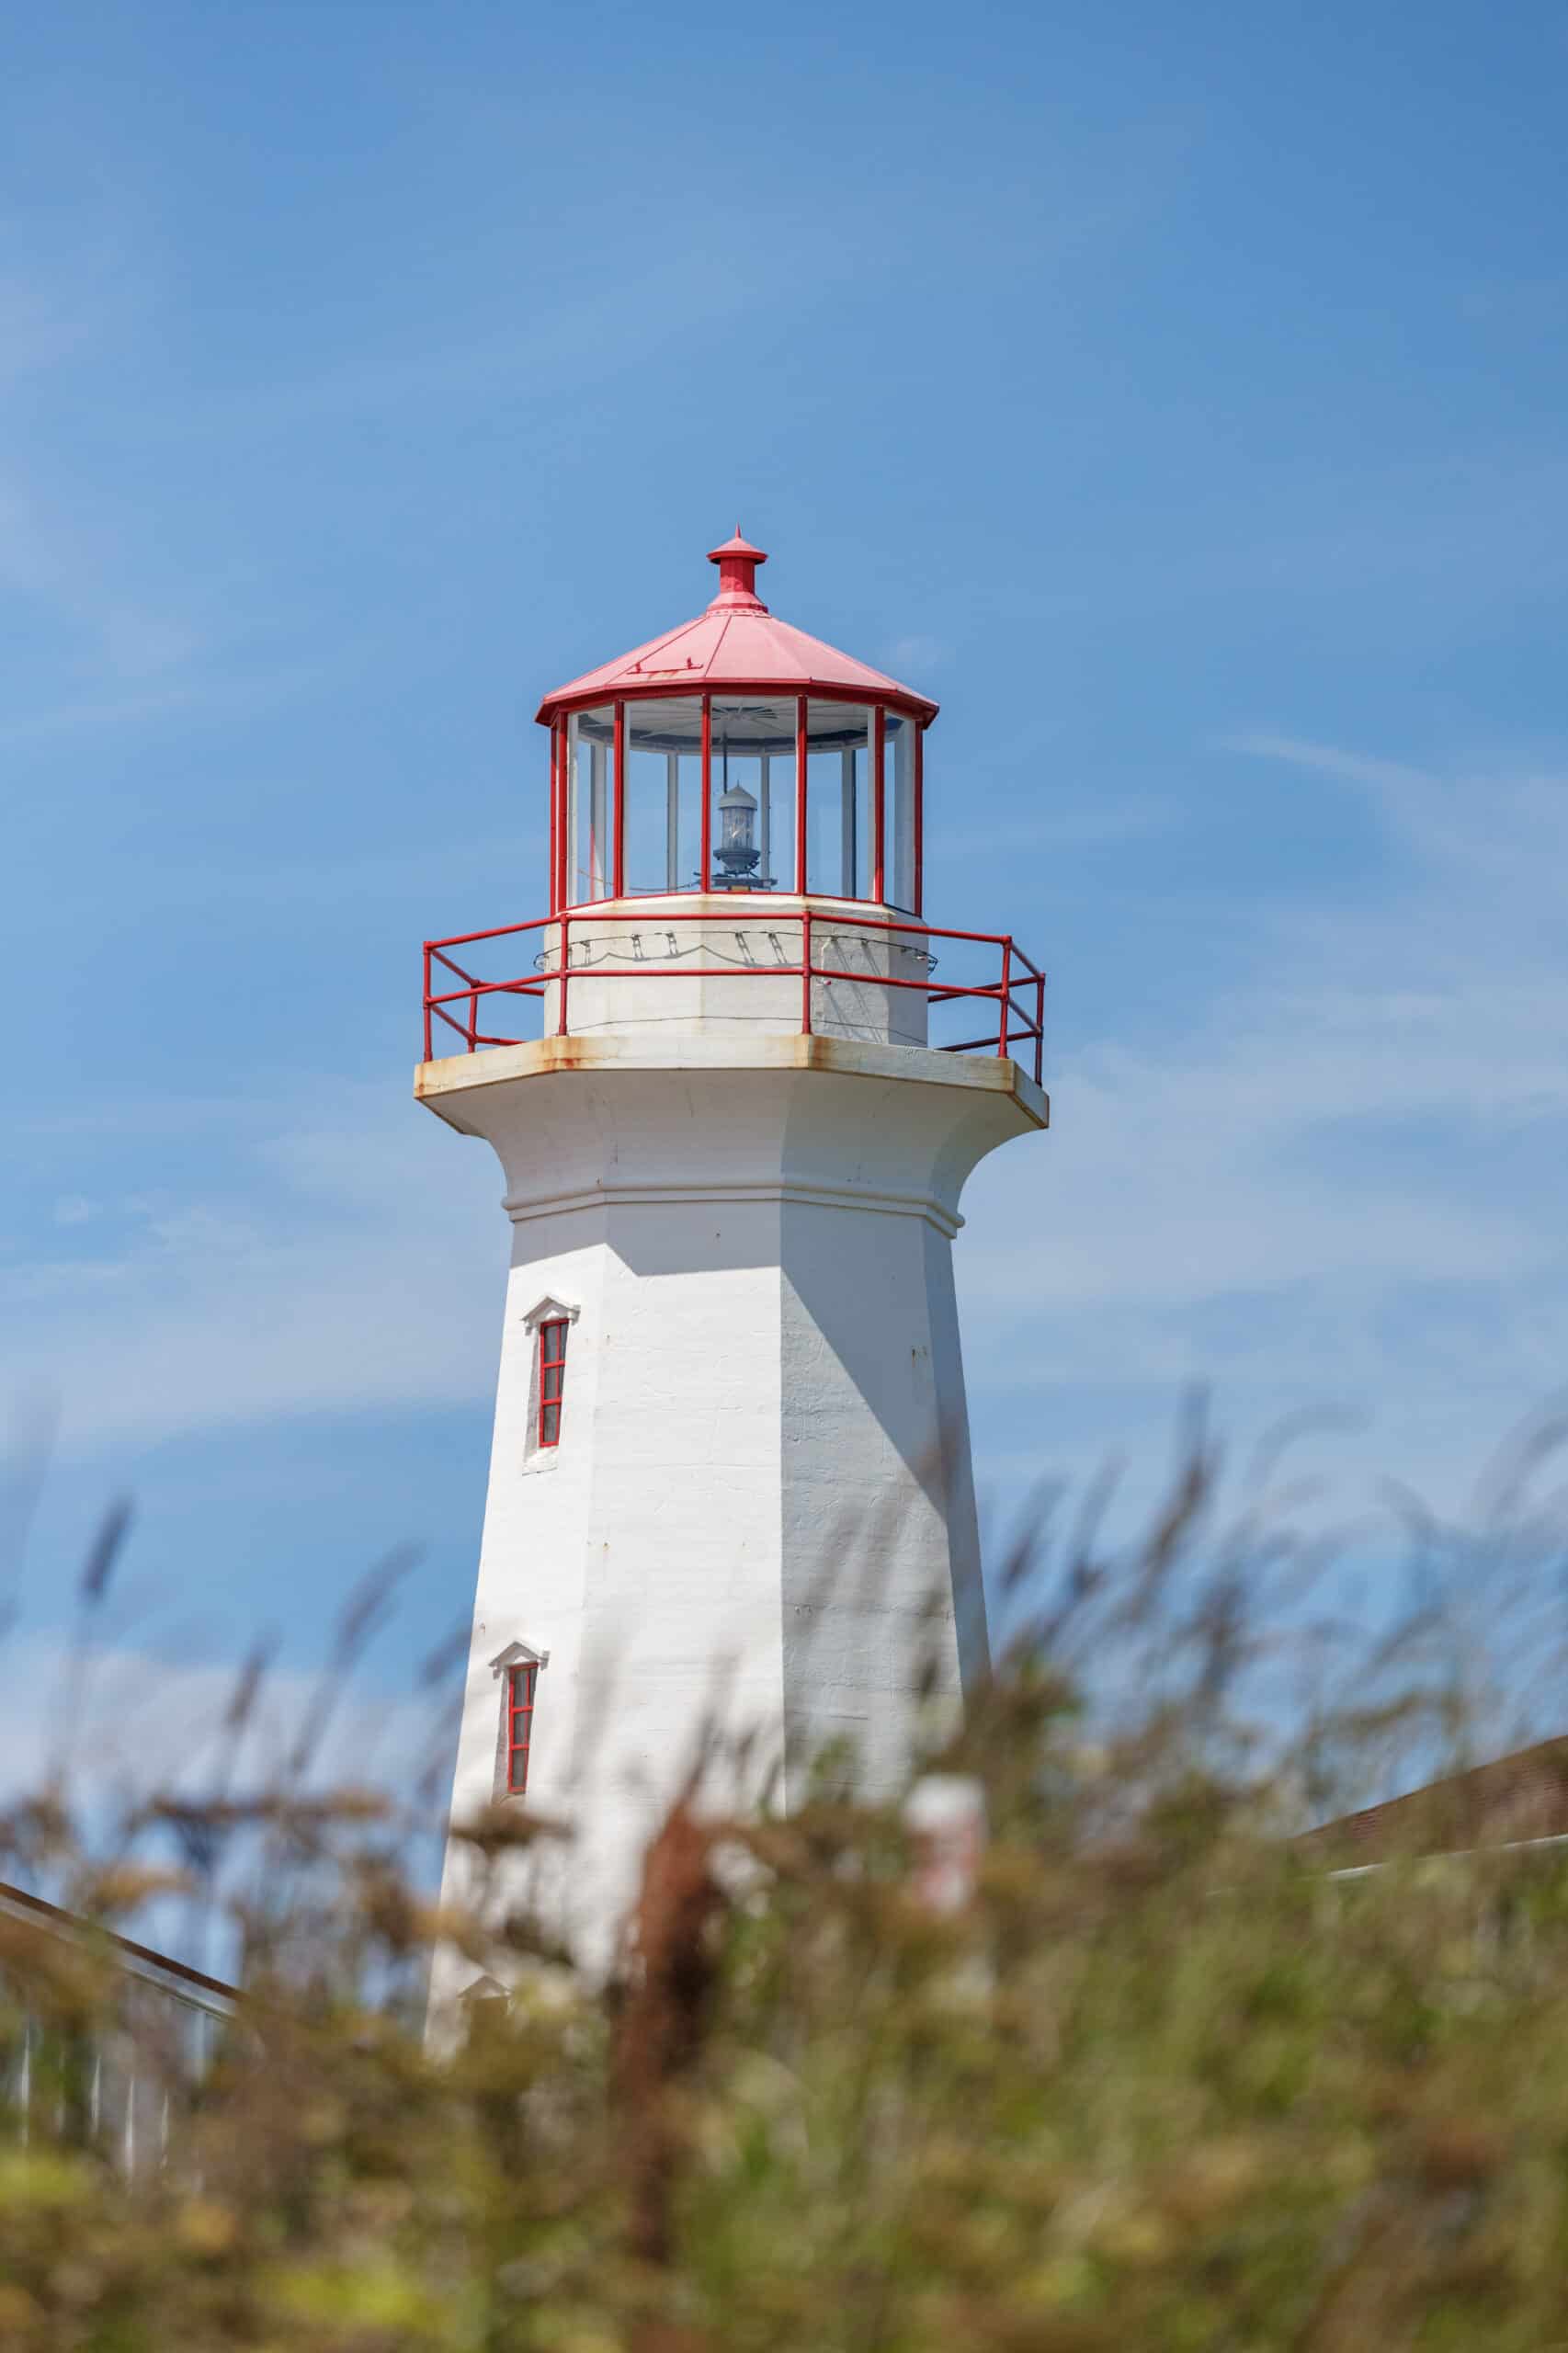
[715,774,760,885]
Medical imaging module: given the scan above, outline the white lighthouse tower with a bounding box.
[424,533,1047,1978]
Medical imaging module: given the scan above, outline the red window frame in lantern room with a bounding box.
[547,690,926,916]
[537,1318,569,1449]
[506,1662,538,1795]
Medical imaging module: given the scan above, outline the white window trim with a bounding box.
[489,1639,551,1677]
[521,1294,581,1334]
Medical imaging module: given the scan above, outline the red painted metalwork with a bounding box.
[794,694,808,898]
[551,689,932,913]
[506,1660,538,1795]
[699,696,712,892]
[547,725,558,916]
[612,701,626,901]
[448,540,1038,1074]
[550,722,564,916]
[535,535,937,727]
[706,529,769,611]
[914,722,925,917]
[538,1318,568,1448]
[872,707,886,904]
[538,540,952,915]
[421,908,1047,1085]
[561,722,569,914]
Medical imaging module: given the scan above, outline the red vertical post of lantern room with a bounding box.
[795,694,808,897]
[914,722,925,917]
[550,722,564,915]
[872,706,886,904]
[699,696,712,891]
[612,700,626,901]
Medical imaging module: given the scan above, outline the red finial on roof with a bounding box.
[706,529,768,614]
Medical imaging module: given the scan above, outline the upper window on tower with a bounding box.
[521,1296,578,1465]
[537,1317,568,1449]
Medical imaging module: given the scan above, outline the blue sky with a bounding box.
[5,0,1568,1817]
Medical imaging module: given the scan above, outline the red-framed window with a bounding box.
[506,1661,538,1795]
[538,1318,569,1448]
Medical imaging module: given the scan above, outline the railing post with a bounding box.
[422,947,432,1063]
[1037,972,1045,1085]
[801,905,812,1036]
[997,938,1011,1059]
[557,914,571,1037]
[468,987,479,1053]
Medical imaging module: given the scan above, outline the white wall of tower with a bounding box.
[426,1026,1044,1987]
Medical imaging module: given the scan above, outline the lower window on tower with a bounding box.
[506,1662,538,1795]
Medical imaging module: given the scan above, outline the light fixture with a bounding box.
[715,777,760,884]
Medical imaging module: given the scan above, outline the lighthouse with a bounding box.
[423,534,1047,1979]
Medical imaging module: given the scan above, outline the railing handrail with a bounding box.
[422,904,1046,1083]
[424,903,1033,955]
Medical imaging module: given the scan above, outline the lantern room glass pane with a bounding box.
[565,704,615,905]
[804,702,872,900]
[884,711,916,912]
[624,696,704,893]
[709,699,797,892]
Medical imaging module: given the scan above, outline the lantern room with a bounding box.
[537,535,935,914]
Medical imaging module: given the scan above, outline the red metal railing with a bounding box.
[422,907,1045,1084]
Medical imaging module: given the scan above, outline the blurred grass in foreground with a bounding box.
[4,1407,1568,2347]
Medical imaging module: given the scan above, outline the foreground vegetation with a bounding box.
[5,1423,1568,2348]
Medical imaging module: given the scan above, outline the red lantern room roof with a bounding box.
[534,532,938,726]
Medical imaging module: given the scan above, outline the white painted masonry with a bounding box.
[426,1001,1046,1988]
[540,893,932,1047]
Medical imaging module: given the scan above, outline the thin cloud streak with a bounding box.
[959,730,1568,1508]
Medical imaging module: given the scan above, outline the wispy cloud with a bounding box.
[0,1631,455,1833]
[0,476,199,681]
[3,1084,503,1450]
[959,731,1568,1507]
[1023,457,1568,629]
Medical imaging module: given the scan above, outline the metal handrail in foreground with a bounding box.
[422,906,1046,1086]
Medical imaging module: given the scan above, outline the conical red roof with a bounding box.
[535,534,937,724]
